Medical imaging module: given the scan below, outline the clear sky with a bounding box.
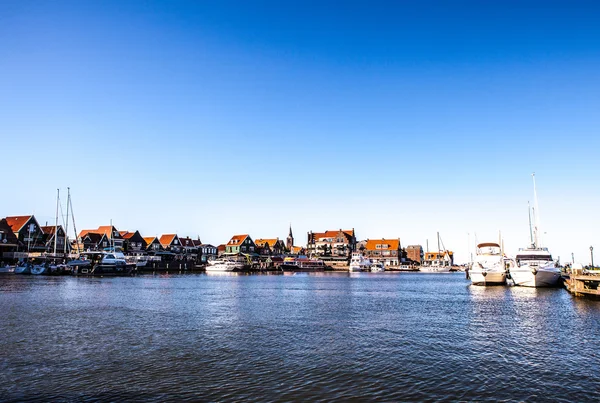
[1,0,599,264]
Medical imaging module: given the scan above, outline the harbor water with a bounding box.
[1,272,599,402]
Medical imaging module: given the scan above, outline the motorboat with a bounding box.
[370,261,385,272]
[510,247,561,287]
[349,252,371,272]
[469,243,508,286]
[205,258,244,272]
[14,263,31,275]
[71,251,134,276]
[509,174,561,287]
[0,265,15,273]
[280,256,325,272]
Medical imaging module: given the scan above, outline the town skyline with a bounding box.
[2,1,599,264]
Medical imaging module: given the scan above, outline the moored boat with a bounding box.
[71,251,134,276]
[509,174,561,287]
[349,252,371,272]
[469,243,508,286]
[205,258,244,272]
[280,256,325,272]
[370,261,385,272]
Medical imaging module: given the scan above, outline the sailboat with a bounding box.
[509,174,561,287]
[420,232,453,272]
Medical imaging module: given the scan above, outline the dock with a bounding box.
[564,269,600,297]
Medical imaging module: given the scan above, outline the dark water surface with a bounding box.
[1,272,599,402]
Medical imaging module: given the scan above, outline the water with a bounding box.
[1,272,599,402]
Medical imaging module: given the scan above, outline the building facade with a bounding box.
[364,238,401,266]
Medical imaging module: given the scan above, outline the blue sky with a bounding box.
[1,0,599,263]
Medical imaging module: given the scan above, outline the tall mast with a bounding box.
[437,232,440,252]
[69,188,80,254]
[527,201,534,245]
[54,189,60,256]
[64,188,70,255]
[532,173,541,248]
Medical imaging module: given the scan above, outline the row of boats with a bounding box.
[468,242,561,287]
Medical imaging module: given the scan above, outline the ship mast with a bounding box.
[54,189,60,256]
[532,173,541,248]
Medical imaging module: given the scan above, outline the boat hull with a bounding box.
[469,270,506,286]
[14,265,31,275]
[510,268,561,287]
[420,267,452,273]
[280,264,324,273]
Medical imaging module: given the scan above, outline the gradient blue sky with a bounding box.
[1,0,599,263]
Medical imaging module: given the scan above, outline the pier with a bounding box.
[564,269,600,297]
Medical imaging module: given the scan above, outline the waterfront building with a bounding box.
[5,215,46,252]
[159,234,182,253]
[79,226,124,249]
[178,236,199,260]
[0,218,20,260]
[364,238,401,267]
[40,225,68,254]
[143,236,163,252]
[307,229,356,257]
[199,244,218,263]
[225,234,256,254]
[423,251,454,266]
[255,238,286,255]
[80,233,106,251]
[289,245,305,255]
[217,244,226,256]
[120,231,147,255]
[406,245,423,265]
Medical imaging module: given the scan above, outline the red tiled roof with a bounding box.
[78,226,120,239]
[122,232,136,240]
[254,238,280,247]
[40,226,63,235]
[227,234,249,246]
[159,234,178,246]
[365,239,400,251]
[178,236,195,247]
[143,236,158,244]
[312,229,354,241]
[5,216,34,232]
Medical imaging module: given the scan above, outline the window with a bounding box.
[174,240,178,245]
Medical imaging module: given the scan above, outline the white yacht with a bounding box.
[509,174,561,287]
[205,258,244,272]
[469,243,507,286]
[349,252,371,272]
[511,247,561,287]
[370,261,385,272]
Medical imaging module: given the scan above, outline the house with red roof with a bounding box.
[364,238,402,267]
[119,230,147,254]
[254,238,286,255]
[0,218,20,259]
[307,229,356,257]
[159,234,182,253]
[225,234,256,255]
[40,225,68,254]
[143,236,163,253]
[78,225,124,249]
[5,215,45,252]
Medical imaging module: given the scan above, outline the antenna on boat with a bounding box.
[54,188,60,256]
[68,188,80,255]
[527,201,534,246]
[64,188,70,255]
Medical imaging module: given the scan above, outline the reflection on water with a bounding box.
[0,272,599,402]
